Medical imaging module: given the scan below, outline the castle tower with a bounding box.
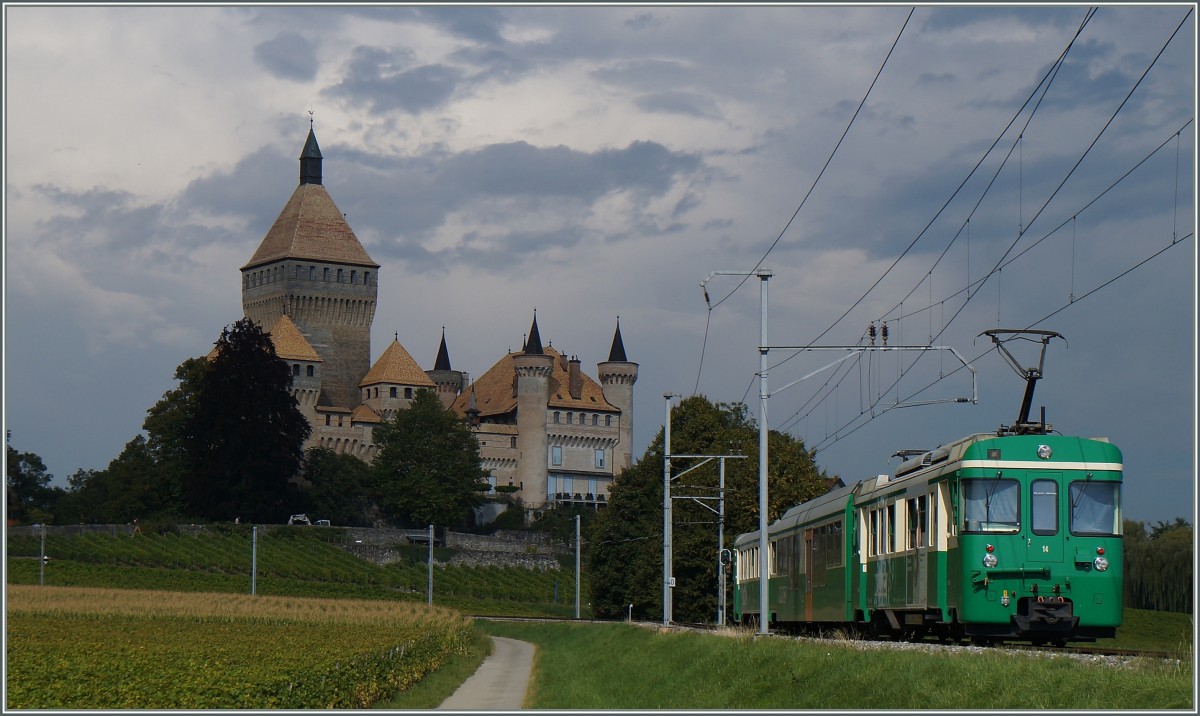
[426,328,468,409]
[598,317,638,470]
[512,313,554,497]
[241,124,380,409]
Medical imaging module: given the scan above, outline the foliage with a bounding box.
[6,586,472,709]
[53,436,181,525]
[1123,518,1193,613]
[6,443,66,524]
[529,503,595,546]
[587,396,830,623]
[370,389,488,528]
[180,318,311,523]
[297,447,374,526]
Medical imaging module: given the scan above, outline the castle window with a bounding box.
[606,415,613,427]
[364,271,371,285]
[337,268,343,283]
[294,265,301,279]
[374,387,379,398]
[338,416,343,427]
[592,414,598,426]
[510,436,517,448]
[566,412,573,424]
[309,266,316,280]
[350,270,357,284]
[553,411,560,424]
[551,446,562,466]
[293,364,300,376]
[306,365,314,377]
[390,387,398,398]
[595,449,606,469]
[323,267,330,281]
[404,387,413,399]
[325,415,331,426]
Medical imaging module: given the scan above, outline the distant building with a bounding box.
[228,124,634,513]
[450,313,637,514]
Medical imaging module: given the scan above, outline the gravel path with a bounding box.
[437,636,534,710]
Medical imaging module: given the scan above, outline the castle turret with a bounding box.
[427,327,468,409]
[598,317,637,470]
[241,123,380,410]
[513,313,554,499]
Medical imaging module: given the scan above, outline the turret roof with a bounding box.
[606,317,628,362]
[434,328,452,371]
[267,314,321,362]
[361,338,436,388]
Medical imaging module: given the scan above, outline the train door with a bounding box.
[906,494,929,607]
[1026,474,1065,563]
[804,528,815,621]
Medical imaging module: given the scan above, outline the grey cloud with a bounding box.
[253,31,319,82]
[591,58,695,92]
[916,72,956,86]
[324,139,703,271]
[412,6,509,44]
[624,12,660,31]
[324,46,463,115]
[634,90,722,119]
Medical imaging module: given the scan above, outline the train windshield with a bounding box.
[961,478,1020,532]
[1069,481,1121,536]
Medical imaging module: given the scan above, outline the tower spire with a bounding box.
[524,311,544,355]
[299,120,323,186]
[434,327,452,371]
[607,316,628,362]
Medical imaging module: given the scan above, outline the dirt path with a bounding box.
[437,636,534,710]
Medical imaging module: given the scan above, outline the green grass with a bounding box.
[371,628,493,709]
[1095,606,1194,653]
[478,620,1193,710]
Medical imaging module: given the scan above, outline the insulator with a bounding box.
[881,322,889,346]
[868,322,876,346]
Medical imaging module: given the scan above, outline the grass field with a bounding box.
[478,619,1194,710]
[5,585,475,709]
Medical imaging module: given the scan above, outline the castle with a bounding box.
[236,125,637,515]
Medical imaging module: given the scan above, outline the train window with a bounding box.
[886,503,896,553]
[961,478,1020,532]
[907,495,928,548]
[869,510,879,556]
[1031,480,1059,535]
[1069,481,1121,536]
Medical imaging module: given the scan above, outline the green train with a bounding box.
[732,331,1123,645]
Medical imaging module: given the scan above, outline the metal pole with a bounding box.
[662,393,675,625]
[427,524,434,605]
[718,457,726,626]
[39,524,45,586]
[251,525,257,596]
[575,514,581,619]
[757,272,770,635]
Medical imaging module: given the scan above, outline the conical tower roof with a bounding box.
[524,312,544,355]
[434,328,452,371]
[361,337,436,388]
[607,317,628,362]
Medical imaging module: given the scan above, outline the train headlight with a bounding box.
[1094,556,1109,572]
[1037,444,1053,459]
[983,553,998,568]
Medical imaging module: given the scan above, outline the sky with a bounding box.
[3,4,1196,524]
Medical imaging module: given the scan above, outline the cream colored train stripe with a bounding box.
[959,460,1123,471]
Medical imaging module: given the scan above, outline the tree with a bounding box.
[369,389,489,528]
[1124,517,1192,613]
[142,356,211,498]
[6,443,66,524]
[180,318,311,523]
[55,436,180,525]
[587,396,830,623]
[297,447,374,526]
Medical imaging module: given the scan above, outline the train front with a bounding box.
[950,434,1124,644]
